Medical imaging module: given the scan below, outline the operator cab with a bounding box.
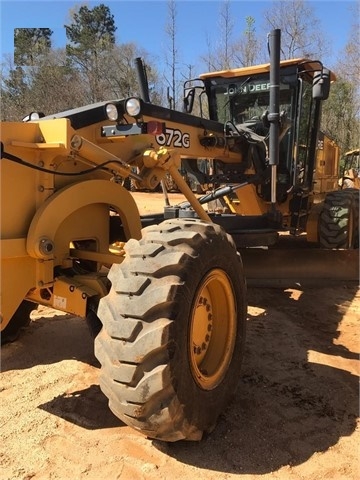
[183,59,334,200]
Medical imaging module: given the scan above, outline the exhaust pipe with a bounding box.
[134,57,150,103]
[267,29,281,208]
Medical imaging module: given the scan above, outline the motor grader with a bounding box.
[339,148,360,189]
[1,30,358,442]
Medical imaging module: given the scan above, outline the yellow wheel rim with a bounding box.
[189,268,237,390]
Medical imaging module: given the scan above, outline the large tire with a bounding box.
[319,189,359,249]
[1,300,37,344]
[94,218,247,441]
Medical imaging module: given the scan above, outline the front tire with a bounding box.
[95,218,246,441]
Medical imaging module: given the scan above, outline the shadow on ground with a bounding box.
[1,314,98,372]
[39,384,121,430]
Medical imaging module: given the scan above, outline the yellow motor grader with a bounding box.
[339,148,360,189]
[1,30,358,441]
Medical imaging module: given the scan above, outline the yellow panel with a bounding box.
[0,256,37,328]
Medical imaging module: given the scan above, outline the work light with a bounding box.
[125,97,141,117]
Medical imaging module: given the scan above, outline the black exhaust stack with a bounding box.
[267,29,281,208]
[134,57,150,103]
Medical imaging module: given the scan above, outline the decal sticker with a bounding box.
[156,128,190,148]
[53,295,67,310]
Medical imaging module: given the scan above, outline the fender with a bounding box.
[26,179,142,259]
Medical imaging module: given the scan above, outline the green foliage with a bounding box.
[63,4,117,102]
[14,28,53,66]
[65,4,116,59]
[322,78,360,152]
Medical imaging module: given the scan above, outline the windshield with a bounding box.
[207,70,298,173]
[203,65,324,189]
[210,72,297,127]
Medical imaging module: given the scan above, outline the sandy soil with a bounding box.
[1,192,359,480]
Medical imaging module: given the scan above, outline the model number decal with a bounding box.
[156,128,190,148]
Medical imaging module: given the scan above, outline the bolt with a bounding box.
[70,135,82,150]
[38,238,54,256]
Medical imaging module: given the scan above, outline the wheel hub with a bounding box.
[189,269,237,390]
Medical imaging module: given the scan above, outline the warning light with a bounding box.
[146,121,166,135]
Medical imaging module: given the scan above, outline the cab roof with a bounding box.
[199,58,336,82]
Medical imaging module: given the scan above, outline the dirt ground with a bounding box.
[1,192,359,480]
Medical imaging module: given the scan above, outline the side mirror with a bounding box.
[313,68,331,100]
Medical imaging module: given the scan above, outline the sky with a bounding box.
[0,0,358,75]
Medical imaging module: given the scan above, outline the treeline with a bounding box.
[1,5,162,119]
[1,1,359,153]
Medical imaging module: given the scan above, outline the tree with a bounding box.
[202,0,235,71]
[1,63,29,120]
[233,16,261,67]
[339,22,360,87]
[65,4,117,102]
[322,7,360,152]
[2,28,54,119]
[1,47,88,120]
[29,49,88,114]
[164,0,179,109]
[14,28,53,66]
[263,0,329,59]
[322,79,357,151]
[334,5,359,96]
[100,43,161,103]
[217,0,235,69]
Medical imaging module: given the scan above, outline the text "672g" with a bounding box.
[156,128,190,148]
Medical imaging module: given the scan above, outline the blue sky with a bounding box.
[0,0,358,75]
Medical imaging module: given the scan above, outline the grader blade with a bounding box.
[240,248,359,287]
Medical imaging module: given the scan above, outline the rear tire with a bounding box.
[319,189,359,249]
[95,218,247,441]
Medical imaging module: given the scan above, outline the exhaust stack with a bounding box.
[268,29,281,207]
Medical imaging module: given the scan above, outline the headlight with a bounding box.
[125,97,141,117]
[22,111,45,122]
[105,103,119,121]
